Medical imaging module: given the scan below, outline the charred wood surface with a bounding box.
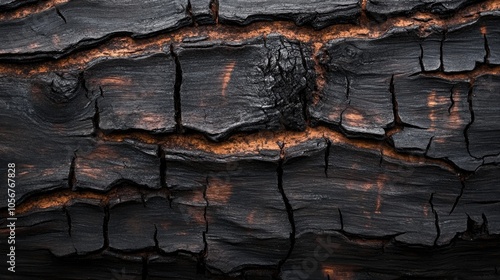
[1,0,500,279]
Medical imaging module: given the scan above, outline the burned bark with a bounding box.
[1,1,500,280]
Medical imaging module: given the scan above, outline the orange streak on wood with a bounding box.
[97,126,457,174]
[16,186,170,215]
[0,0,69,21]
[221,61,236,97]
[207,177,233,204]
[375,174,386,214]
[312,42,326,105]
[97,77,133,87]
[322,265,356,280]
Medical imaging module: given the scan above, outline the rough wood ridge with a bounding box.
[0,0,500,279]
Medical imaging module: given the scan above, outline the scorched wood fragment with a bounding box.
[0,73,93,204]
[468,75,500,161]
[311,29,422,137]
[283,141,461,246]
[442,20,486,72]
[176,35,312,141]
[0,0,196,59]
[366,0,485,21]
[482,12,500,64]
[108,195,205,254]
[74,141,161,191]
[165,151,290,273]
[218,0,361,28]
[392,75,481,171]
[190,0,216,25]
[84,54,177,133]
[0,200,104,257]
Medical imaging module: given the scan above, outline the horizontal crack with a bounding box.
[96,126,460,173]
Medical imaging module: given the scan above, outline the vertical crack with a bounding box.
[439,31,446,72]
[338,208,344,231]
[63,206,78,254]
[464,81,476,159]
[419,43,425,72]
[482,213,489,234]
[448,86,455,115]
[63,206,72,238]
[142,256,149,280]
[389,74,402,127]
[424,136,434,156]
[484,34,491,64]
[464,213,489,239]
[153,224,159,249]
[186,0,197,26]
[324,138,331,177]
[429,193,440,246]
[170,44,184,133]
[450,180,465,215]
[276,142,296,277]
[55,7,67,24]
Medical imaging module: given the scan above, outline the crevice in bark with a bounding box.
[464,80,477,159]
[448,86,455,115]
[324,137,331,177]
[429,193,440,246]
[424,136,435,156]
[55,6,66,24]
[461,214,489,240]
[170,44,184,133]
[389,74,400,126]
[63,206,72,237]
[98,86,104,97]
[439,31,446,72]
[484,34,491,64]
[276,142,296,278]
[450,180,465,214]
[159,148,173,207]
[153,224,159,249]
[186,0,197,27]
[345,74,351,100]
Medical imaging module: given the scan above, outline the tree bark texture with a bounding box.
[0,0,500,279]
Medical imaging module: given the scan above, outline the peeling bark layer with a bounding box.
[1,0,500,279]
